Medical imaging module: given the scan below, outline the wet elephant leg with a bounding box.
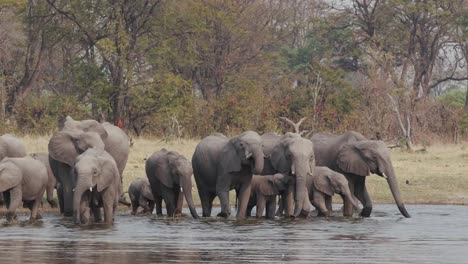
[236,182,252,219]
[266,198,277,219]
[343,177,355,217]
[162,187,177,217]
[216,191,231,218]
[154,196,163,216]
[199,190,212,217]
[325,196,332,213]
[148,200,155,214]
[354,177,372,217]
[313,192,329,217]
[255,195,265,218]
[6,187,22,222]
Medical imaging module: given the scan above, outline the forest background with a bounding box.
[1,0,468,150]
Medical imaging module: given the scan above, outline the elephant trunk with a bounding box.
[385,165,411,218]
[252,148,264,175]
[182,176,199,219]
[73,177,91,224]
[292,159,308,217]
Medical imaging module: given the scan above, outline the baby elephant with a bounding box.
[128,177,155,215]
[308,166,360,217]
[0,157,48,222]
[247,173,294,219]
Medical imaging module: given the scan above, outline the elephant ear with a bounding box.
[313,173,335,196]
[270,141,289,173]
[48,130,82,166]
[167,152,181,186]
[219,141,242,173]
[0,162,22,192]
[155,153,174,188]
[97,155,119,192]
[337,143,370,176]
[259,177,278,196]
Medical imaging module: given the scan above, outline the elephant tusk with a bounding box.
[381,174,388,179]
[307,171,313,177]
[245,152,253,159]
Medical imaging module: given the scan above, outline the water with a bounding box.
[1,205,467,263]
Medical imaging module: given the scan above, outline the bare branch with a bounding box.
[279,117,307,134]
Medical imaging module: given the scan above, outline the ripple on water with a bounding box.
[0,205,467,263]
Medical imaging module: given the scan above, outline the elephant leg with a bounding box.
[4,191,11,209]
[275,195,284,216]
[46,183,57,208]
[6,187,22,222]
[343,178,355,217]
[313,192,329,217]
[354,177,372,217]
[57,184,64,214]
[131,203,139,215]
[29,196,43,221]
[154,195,163,216]
[139,197,151,214]
[236,183,252,218]
[162,187,177,217]
[256,195,265,218]
[148,200,155,214]
[0,192,4,207]
[175,189,184,215]
[102,191,115,224]
[266,198,277,219]
[325,196,332,213]
[246,204,254,217]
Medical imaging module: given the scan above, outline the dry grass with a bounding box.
[15,136,468,206]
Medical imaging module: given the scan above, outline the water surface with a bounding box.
[1,205,467,263]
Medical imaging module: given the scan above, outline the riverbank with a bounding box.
[19,135,468,206]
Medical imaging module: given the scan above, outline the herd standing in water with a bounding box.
[0,116,410,225]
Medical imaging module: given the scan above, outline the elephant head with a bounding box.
[62,116,108,140]
[260,173,294,195]
[270,134,315,217]
[73,149,119,224]
[313,168,360,210]
[165,151,199,218]
[221,131,264,175]
[336,140,410,218]
[48,130,105,166]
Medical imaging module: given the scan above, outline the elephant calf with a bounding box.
[247,173,294,219]
[308,166,360,217]
[0,157,48,222]
[128,177,155,215]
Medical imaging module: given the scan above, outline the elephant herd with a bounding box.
[0,116,410,226]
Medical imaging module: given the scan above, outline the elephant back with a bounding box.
[0,135,27,160]
[101,122,129,176]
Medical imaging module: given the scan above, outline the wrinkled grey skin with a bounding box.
[192,131,264,218]
[48,116,130,217]
[73,148,120,225]
[128,177,155,215]
[311,131,410,218]
[30,152,58,208]
[0,134,27,206]
[146,149,198,218]
[261,132,314,217]
[0,157,48,222]
[308,166,360,217]
[246,173,294,219]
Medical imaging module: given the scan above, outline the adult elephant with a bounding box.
[261,132,314,217]
[48,116,130,216]
[192,131,264,218]
[146,149,199,218]
[311,131,410,218]
[0,134,27,206]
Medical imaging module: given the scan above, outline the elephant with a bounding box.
[311,131,410,218]
[246,173,294,219]
[73,148,121,225]
[192,131,264,218]
[0,157,48,222]
[48,116,130,216]
[261,132,315,217]
[0,134,27,206]
[146,149,198,218]
[308,166,360,217]
[30,152,58,208]
[128,177,155,215]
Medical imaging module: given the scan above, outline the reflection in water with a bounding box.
[1,205,468,263]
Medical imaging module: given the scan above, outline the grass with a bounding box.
[16,136,468,207]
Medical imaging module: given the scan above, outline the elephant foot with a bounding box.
[119,196,131,207]
[360,207,372,217]
[174,212,187,217]
[298,209,310,218]
[48,200,58,208]
[35,213,43,220]
[217,211,229,218]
